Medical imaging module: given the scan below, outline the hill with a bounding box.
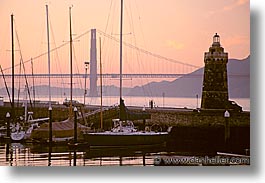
[127,56,250,98]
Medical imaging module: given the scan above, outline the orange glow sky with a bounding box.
[0,0,249,76]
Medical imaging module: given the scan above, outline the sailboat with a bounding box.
[82,0,169,147]
[30,5,88,143]
[10,85,49,141]
[5,15,49,142]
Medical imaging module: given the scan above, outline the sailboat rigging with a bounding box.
[82,0,169,147]
[8,14,27,141]
[30,5,88,143]
[69,5,73,119]
[119,0,123,114]
[8,10,50,142]
[31,58,36,107]
[0,65,12,105]
[11,14,15,129]
[14,22,33,108]
[46,4,53,144]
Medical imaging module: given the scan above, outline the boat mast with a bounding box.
[119,0,124,120]
[31,58,35,108]
[24,85,28,122]
[46,4,53,143]
[69,6,73,119]
[46,5,51,109]
[11,14,15,124]
[119,0,123,106]
[100,37,103,129]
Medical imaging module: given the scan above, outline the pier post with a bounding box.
[49,107,52,143]
[84,61,89,105]
[48,145,52,166]
[142,107,146,130]
[73,151,77,166]
[119,156,122,166]
[74,107,78,143]
[5,143,10,162]
[5,112,11,161]
[6,112,11,138]
[224,110,230,150]
[143,152,146,166]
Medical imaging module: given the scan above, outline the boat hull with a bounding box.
[83,132,168,146]
[11,131,25,141]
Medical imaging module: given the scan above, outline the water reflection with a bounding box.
[1,142,249,166]
[5,143,9,162]
[0,142,166,166]
[48,144,51,166]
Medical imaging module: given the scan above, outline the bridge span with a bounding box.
[3,73,249,79]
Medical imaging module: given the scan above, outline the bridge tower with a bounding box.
[89,29,98,97]
[201,33,229,109]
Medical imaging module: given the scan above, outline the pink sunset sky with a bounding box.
[0,0,249,82]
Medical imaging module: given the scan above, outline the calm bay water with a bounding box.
[1,94,250,111]
[0,143,173,166]
[0,143,250,166]
[37,96,250,111]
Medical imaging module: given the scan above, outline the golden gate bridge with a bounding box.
[1,29,248,98]
[2,73,249,79]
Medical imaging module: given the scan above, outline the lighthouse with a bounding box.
[201,33,229,109]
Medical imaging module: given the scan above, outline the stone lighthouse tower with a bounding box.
[201,33,229,109]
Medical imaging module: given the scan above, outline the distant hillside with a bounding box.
[127,56,250,98]
[0,56,250,99]
[0,85,131,98]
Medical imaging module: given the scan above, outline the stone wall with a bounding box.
[146,110,250,128]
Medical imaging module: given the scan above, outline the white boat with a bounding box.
[10,116,48,141]
[82,0,169,147]
[11,130,25,141]
[84,119,169,146]
[10,85,49,142]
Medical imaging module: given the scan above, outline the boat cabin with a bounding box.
[111,119,137,133]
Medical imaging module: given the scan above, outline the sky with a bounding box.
[0,0,250,87]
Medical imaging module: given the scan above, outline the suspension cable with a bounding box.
[97,29,200,69]
[0,65,12,104]
[14,21,33,108]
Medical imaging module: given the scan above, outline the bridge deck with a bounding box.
[3,73,249,79]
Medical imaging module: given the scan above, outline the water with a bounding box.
[0,143,177,166]
[35,96,250,111]
[1,94,250,111]
[0,142,250,166]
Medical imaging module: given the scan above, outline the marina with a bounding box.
[0,98,250,166]
[0,0,250,167]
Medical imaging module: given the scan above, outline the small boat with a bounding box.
[30,117,88,143]
[10,85,49,142]
[11,126,25,141]
[83,119,169,147]
[63,98,83,107]
[10,116,49,142]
